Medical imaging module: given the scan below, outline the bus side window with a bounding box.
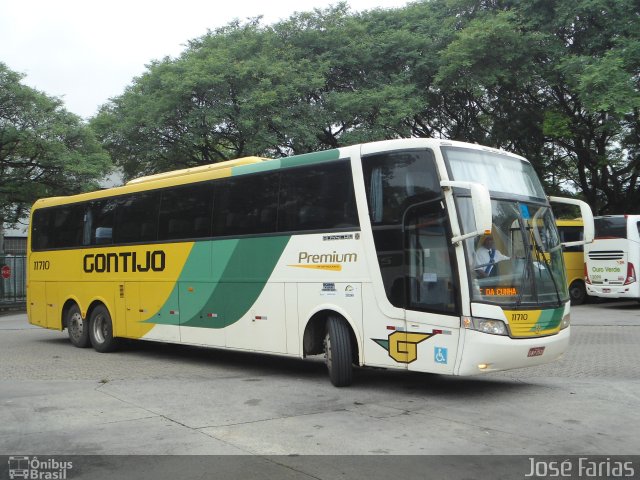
[114,192,160,244]
[87,199,116,246]
[278,160,358,232]
[158,183,213,241]
[33,204,91,250]
[51,205,85,248]
[31,209,53,250]
[213,173,279,237]
[560,226,583,252]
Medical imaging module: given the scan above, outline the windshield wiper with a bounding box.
[515,222,535,308]
[531,231,563,307]
[530,208,563,306]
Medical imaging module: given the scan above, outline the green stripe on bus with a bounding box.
[185,235,290,328]
[172,240,239,326]
[531,307,564,331]
[153,285,182,326]
[231,149,341,177]
[232,159,282,176]
[279,149,340,169]
[148,236,290,329]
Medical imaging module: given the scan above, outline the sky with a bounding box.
[1,0,411,120]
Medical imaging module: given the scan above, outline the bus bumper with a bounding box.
[586,283,640,299]
[457,327,570,376]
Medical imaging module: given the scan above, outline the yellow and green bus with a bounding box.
[556,219,588,305]
[27,139,593,386]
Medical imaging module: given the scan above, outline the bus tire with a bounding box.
[324,316,353,387]
[569,280,587,305]
[89,305,120,353]
[67,304,91,348]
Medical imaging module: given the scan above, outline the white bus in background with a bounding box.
[585,215,640,300]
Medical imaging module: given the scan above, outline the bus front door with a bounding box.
[404,201,461,375]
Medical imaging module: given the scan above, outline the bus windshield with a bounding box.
[443,146,546,199]
[444,148,569,307]
[594,216,627,239]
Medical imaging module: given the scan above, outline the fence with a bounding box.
[0,254,26,308]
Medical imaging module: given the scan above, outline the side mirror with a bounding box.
[549,196,595,246]
[441,180,492,244]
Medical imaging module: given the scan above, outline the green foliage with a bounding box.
[90,0,640,213]
[0,63,112,224]
[429,0,640,212]
[543,110,573,139]
[577,51,640,114]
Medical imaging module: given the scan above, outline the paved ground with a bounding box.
[1,301,639,478]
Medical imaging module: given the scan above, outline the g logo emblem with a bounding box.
[372,331,437,363]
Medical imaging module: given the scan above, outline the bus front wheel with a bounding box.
[324,316,353,387]
[67,304,90,348]
[569,280,587,305]
[89,305,120,353]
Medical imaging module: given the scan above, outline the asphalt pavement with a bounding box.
[1,301,639,479]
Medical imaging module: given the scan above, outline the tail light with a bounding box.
[584,263,591,284]
[624,263,636,285]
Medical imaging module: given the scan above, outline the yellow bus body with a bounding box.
[556,219,587,305]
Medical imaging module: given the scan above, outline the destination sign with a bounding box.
[480,287,518,296]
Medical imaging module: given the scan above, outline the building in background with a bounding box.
[1,224,27,309]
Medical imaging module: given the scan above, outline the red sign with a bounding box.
[1,265,10,279]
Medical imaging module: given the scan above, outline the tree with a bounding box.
[92,17,332,181]
[431,0,640,213]
[538,0,640,213]
[91,4,429,181]
[91,0,640,214]
[0,63,112,228]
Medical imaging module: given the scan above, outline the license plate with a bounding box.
[527,347,545,357]
[603,288,611,293]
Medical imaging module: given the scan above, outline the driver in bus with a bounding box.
[474,235,510,278]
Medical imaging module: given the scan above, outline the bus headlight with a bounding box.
[560,313,570,330]
[464,317,508,336]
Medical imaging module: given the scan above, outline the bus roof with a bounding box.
[30,148,343,210]
[126,156,269,185]
[30,138,529,211]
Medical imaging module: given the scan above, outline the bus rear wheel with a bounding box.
[89,305,120,353]
[324,316,353,387]
[67,304,90,348]
[569,280,587,305]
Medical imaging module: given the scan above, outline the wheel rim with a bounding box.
[93,314,106,344]
[69,312,83,340]
[324,332,332,374]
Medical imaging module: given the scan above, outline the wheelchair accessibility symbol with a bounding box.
[434,347,448,364]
